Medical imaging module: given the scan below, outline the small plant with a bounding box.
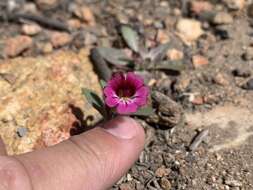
[83,72,153,120]
[95,25,185,72]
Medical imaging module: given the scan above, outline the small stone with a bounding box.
[41,42,53,54]
[116,13,129,24]
[23,2,38,13]
[35,0,60,10]
[156,30,170,44]
[50,32,72,48]
[21,24,42,36]
[189,94,204,105]
[17,127,28,138]
[74,6,96,26]
[174,75,191,93]
[242,47,253,60]
[241,78,253,90]
[119,182,135,190]
[4,35,33,57]
[160,177,172,190]
[224,0,245,11]
[84,32,97,46]
[154,21,164,29]
[225,178,242,187]
[167,49,184,60]
[213,12,233,25]
[232,68,251,78]
[155,166,171,178]
[67,19,82,29]
[176,18,204,45]
[213,73,230,86]
[190,1,213,15]
[173,8,182,16]
[192,55,208,68]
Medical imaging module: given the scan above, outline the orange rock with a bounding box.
[156,30,170,44]
[192,55,208,68]
[35,0,59,10]
[67,19,82,29]
[74,6,96,26]
[21,24,42,36]
[190,94,204,105]
[4,35,33,57]
[50,32,72,48]
[167,49,184,60]
[0,49,101,155]
[190,1,213,15]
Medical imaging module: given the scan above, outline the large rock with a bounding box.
[0,49,101,155]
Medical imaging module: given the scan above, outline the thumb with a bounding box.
[12,116,145,190]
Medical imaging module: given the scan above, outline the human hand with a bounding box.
[0,116,145,190]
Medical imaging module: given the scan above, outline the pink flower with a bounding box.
[104,72,149,114]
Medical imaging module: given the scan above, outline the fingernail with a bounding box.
[103,116,139,139]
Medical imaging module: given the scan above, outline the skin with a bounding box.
[0,116,145,190]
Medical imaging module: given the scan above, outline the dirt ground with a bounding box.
[0,0,253,189]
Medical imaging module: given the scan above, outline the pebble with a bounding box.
[23,2,38,13]
[213,73,230,86]
[84,32,97,46]
[241,78,253,90]
[50,32,72,48]
[4,35,33,57]
[192,55,209,68]
[213,12,233,25]
[35,0,60,10]
[160,177,171,190]
[167,49,184,60]
[74,6,96,26]
[21,24,42,36]
[17,127,28,138]
[232,68,251,78]
[67,19,82,29]
[224,0,245,11]
[155,166,171,178]
[190,1,213,15]
[176,18,204,45]
[189,94,204,105]
[41,42,53,54]
[119,183,135,190]
[242,47,253,60]
[156,30,170,44]
[225,178,242,187]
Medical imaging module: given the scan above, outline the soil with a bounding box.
[0,0,253,189]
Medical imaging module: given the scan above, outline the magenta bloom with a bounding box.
[103,72,149,114]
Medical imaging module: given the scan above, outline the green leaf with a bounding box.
[121,25,139,52]
[148,43,171,62]
[153,60,185,71]
[97,47,132,66]
[82,88,106,116]
[100,79,107,88]
[132,106,154,116]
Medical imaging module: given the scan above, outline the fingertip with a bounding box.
[102,116,145,142]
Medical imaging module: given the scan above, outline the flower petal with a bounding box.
[116,101,138,114]
[108,73,125,89]
[126,72,144,89]
[135,86,149,97]
[105,96,119,107]
[134,96,148,106]
[103,86,117,97]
